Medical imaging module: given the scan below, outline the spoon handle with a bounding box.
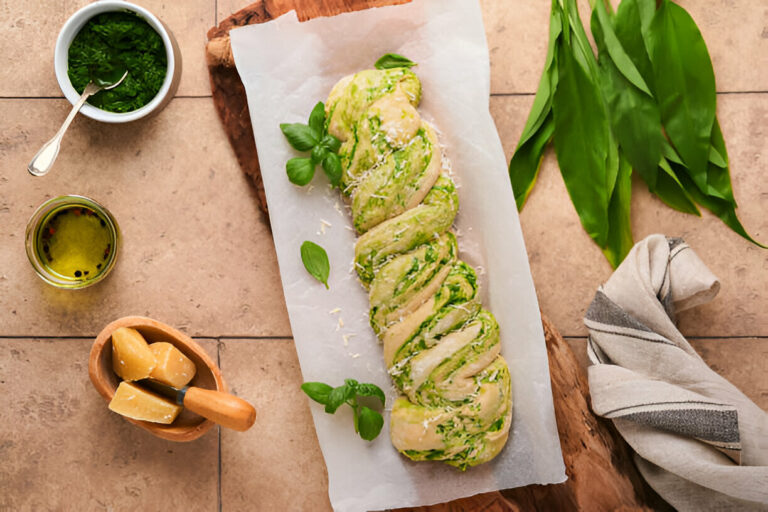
[28,82,100,177]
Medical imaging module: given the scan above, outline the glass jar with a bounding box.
[25,195,120,289]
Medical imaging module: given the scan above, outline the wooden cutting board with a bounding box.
[205,2,670,510]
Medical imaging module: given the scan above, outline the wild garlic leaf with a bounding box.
[280,123,319,151]
[510,113,555,211]
[592,2,663,190]
[601,154,634,269]
[509,0,561,211]
[552,34,612,248]
[592,0,652,97]
[516,1,562,148]
[704,119,735,205]
[645,0,716,193]
[374,53,416,70]
[614,0,656,93]
[286,157,315,186]
[674,166,766,249]
[301,382,333,405]
[654,158,701,216]
[300,241,330,289]
[357,406,384,441]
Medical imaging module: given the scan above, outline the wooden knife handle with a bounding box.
[183,387,256,432]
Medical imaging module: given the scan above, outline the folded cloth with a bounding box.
[584,234,768,511]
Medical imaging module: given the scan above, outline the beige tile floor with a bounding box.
[1,1,766,510]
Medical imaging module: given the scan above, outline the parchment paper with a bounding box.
[230,1,566,510]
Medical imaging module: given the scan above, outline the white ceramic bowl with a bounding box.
[54,0,182,123]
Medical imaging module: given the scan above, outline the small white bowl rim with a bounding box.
[54,0,175,123]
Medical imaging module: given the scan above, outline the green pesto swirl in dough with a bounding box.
[326,67,512,470]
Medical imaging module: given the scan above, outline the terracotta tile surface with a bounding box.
[2,0,767,507]
[0,0,212,98]
[0,337,220,511]
[218,339,332,512]
[566,337,768,411]
[491,93,768,337]
[0,98,290,337]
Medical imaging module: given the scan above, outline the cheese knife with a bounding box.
[138,379,256,432]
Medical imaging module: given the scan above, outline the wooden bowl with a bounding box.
[89,316,226,442]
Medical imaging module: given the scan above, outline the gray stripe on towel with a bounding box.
[585,291,656,333]
[623,409,741,444]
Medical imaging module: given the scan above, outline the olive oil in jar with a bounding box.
[26,196,120,288]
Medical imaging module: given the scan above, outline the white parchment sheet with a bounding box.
[230,1,566,510]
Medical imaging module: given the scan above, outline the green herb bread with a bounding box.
[326,68,513,470]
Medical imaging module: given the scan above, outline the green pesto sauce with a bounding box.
[67,11,167,113]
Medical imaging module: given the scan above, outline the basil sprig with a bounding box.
[300,241,330,289]
[281,102,342,187]
[301,379,386,441]
[510,0,765,269]
[375,53,416,70]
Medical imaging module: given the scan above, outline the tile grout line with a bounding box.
[562,335,768,340]
[1,91,767,101]
[0,95,214,100]
[0,335,295,340]
[217,339,222,512]
[1,335,766,340]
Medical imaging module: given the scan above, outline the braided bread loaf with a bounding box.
[326,67,512,470]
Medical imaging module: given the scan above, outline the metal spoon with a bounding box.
[28,69,128,177]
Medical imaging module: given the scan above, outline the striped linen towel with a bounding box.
[585,234,768,511]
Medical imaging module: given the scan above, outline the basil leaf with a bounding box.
[311,145,328,165]
[300,240,330,289]
[374,53,416,70]
[552,35,612,247]
[325,384,354,414]
[654,158,700,216]
[322,152,342,187]
[301,382,333,405]
[357,406,384,441]
[280,123,319,151]
[645,0,716,194]
[308,102,325,139]
[355,383,386,407]
[675,167,766,248]
[286,157,315,186]
[510,113,555,210]
[601,153,634,269]
[592,3,663,190]
[320,134,341,154]
[344,378,359,392]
